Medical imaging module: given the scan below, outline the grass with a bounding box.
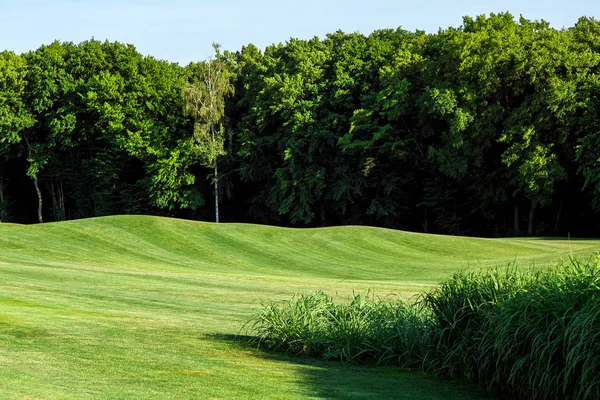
[0,215,599,399]
[250,259,600,399]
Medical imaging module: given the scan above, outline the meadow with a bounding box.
[1,215,599,399]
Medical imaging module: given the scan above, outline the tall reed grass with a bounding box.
[248,257,600,399]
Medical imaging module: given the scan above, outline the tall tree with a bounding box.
[572,18,600,215]
[341,29,427,229]
[22,41,75,223]
[184,43,234,223]
[0,51,35,222]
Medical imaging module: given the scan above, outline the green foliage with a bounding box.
[15,39,202,219]
[0,51,34,147]
[250,257,600,399]
[237,37,334,224]
[184,44,235,169]
[249,291,432,364]
[184,44,235,222]
[0,51,35,222]
[147,141,203,211]
[3,15,600,234]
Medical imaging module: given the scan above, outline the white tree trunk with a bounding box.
[34,176,43,223]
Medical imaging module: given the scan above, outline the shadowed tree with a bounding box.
[0,51,35,222]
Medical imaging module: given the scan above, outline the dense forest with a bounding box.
[2,13,600,236]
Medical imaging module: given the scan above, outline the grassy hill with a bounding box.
[0,215,598,399]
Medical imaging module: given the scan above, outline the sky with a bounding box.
[0,0,598,65]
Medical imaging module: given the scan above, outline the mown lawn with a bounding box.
[0,215,598,399]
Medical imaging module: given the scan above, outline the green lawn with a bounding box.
[0,215,598,399]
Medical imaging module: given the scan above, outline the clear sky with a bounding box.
[0,0,598,65]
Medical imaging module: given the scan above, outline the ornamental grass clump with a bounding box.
[249,291,433,365]
[248,257,600,399]
[470,258,600,399]
[419,265,529,375]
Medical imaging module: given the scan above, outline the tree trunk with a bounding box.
[34,176,43,223]
[423,208,429,233]
[319,202,326,226]
[528,202,536,236]
[24,135,43,224]
[214,162,219,223]
[513,204,520,235]
[59,181,65,220]
[554,199,564,236]
[50,181,57,221]
[49,181,66,221]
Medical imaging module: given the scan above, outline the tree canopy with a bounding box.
[2,14,600,236]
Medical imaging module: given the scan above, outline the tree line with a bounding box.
[2,13,600,236]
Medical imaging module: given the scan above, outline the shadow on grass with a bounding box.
[208,333,511,400]
[522,237,600,241]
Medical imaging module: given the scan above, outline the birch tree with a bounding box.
[184,43,234,223]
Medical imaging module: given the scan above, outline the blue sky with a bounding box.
[0,0,598,65]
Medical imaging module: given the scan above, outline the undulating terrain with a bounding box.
[1,215,599,399]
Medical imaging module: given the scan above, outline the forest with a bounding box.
[2,12,600,237]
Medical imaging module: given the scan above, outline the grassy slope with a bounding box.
[0,215,598,399]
